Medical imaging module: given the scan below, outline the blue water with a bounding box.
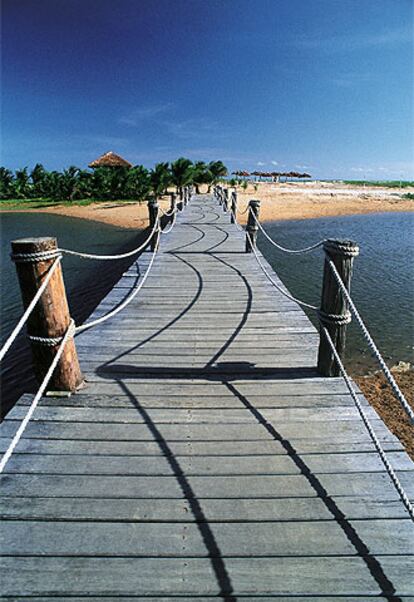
[259,212,414,373]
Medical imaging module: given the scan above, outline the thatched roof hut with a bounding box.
[88,151,132,169]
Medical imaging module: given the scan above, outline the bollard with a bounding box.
[245,200,261,253]
[170,193,177,214]
[11,237,84,392]
[147,198,160,251]
[317,239,359,376]
[230,191,237,223]
[217,186,223,206]
[223,188,229,212]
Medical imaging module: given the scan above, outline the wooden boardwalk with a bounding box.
[1,194,413,598]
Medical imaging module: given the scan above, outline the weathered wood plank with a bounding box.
[1,556,413,596]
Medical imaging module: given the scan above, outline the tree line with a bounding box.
[0,159,228,201]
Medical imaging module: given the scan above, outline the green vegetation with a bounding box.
[0,159,228,204]
[343,180,414,189]
[403,193,414,200]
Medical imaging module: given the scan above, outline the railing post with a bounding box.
[147,198,160,251]
[10,237,83,392]
[230,191,237,223]
[245,200,260,252]
[223,188,229,212]
[317,239,359,376]
[217,186,223,206]
[170,193,177,214]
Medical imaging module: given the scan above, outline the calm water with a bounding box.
[0,213,139,413]
[259,212,414,373]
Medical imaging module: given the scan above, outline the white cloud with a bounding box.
[351,167,375,173]
[271,160,278,166]
[119,103,174,127]
[257,161,266,166]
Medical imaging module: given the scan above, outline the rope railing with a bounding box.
[0,256,62,362]
[75,249,158,334]
[0,192,187,470]
[250,210,326,254]
[227,192,413,424]
[327,258,414,424]
[321,325,414,520]
[1,195,183,362]
[0,318,76,473]
[60,216,160,260]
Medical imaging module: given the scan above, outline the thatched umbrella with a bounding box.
[88,151,132,169]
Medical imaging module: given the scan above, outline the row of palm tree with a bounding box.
[0,159,228,202]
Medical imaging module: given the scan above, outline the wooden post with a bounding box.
[223,188,229,212]
[230,191,237,223]
[170,193,177,214]
[317,239,359,376]
[245,200,260,253]
[147,198,160,251]
[11,237,83,392]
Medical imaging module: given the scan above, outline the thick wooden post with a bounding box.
[230,191,237,223]
[317,239,359,376]
[245,200,260,252]
[223,188,229,212]
[170,193,177,214]
[147,199,160,251]
[11,237,83,392]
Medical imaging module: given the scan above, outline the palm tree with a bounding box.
[192,161,212,194]
[30,163,48,197]
[150,162,172,200]
[14,168,31,198]
[0,167,15,199]
[171,157,193,199]
[60,166,81,200]
[125,166,151,200]
[207,160,228,191]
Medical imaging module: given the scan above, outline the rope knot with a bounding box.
[317,309,352,326]
[28,318,76,346]
[323,239,359,257]
[10,249,62,264]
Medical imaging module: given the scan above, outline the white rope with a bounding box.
[60,217,159,260]
[237,204,250,215]
[0,319,76,473]
[159,205,178,217]
[0,257,62,362]
[246,231,318,310]
[75,250,158,334]
[327,259,414,424]
[320,325,414,521]
[160,210,178,235]
[229,208,244,232]
[250,210,326,254]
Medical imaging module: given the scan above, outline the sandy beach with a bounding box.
[2,181,413,228]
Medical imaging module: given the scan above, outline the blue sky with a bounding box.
[2,0,413,179]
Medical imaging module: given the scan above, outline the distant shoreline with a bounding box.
[1,181,413,228]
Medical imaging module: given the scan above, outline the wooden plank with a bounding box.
[2,519,412,556]
[1,556,413,596]
[1,496,410,521]
[1,472,413,500]
[3,451,412,476]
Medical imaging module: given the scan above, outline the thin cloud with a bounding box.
[292,28,411,53]
[119,103,174,126]
[271,160,278,166]
[257,161,266,166]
